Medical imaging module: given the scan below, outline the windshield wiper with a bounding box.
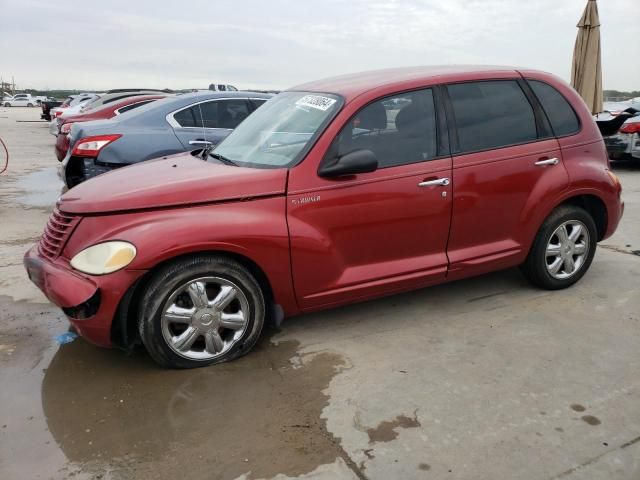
[209,152,239,167]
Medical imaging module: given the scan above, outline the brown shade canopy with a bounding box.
[571,0,603,114]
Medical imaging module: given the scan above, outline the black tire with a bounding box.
[27,103,33,107]
[521,205,598,290]
[4,103,10,107]
[138,255,265,368]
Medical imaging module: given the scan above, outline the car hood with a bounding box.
[59,152,288,214]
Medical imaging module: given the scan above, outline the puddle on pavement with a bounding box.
[38,329,348,479]
[12,167,64,208]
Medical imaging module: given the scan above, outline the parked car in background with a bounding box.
[603,114,640,161]
[55,94,170,161]
[3,96,38,107]
[596,102,640,161]
[208,83,238,92]
[49,94,101,135]
[78,89,172,113]
[25,66,623,368]
[50,94,99,119]
[41,99,63,121]
[61,91,271,187]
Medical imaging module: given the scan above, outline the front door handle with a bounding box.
[419,177,450,187]
[189,139,214,146]
[534,157,559,166]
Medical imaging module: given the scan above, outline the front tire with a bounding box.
[521,205,597,290]
[139,255,265,368]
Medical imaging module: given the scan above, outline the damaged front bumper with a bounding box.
[24,245,145,347]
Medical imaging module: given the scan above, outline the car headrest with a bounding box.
[356,102,387,130]
[395,103,429,135]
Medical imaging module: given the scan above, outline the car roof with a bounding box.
[153,90,271,109]
[109,90,273,124]
[290,65,521,101]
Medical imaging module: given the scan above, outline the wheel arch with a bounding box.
[111,249,277,349]
[558,194,608,241]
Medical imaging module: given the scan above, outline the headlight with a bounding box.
[70,241,137,275]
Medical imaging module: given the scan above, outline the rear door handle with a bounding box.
[419,177,450,187]
[534,157,559,166]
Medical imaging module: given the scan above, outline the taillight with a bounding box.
[54,110,64,118]
[620,122,640,134]
[60,123,74,135]
[72,134,122,157]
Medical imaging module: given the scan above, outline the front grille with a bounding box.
[38,209,80,259]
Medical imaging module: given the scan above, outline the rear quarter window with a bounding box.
[528,80,580,137]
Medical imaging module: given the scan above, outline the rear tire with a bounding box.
[27,103,33,107]
[138,255,265,368]
[4,103,10,107]
[521,205,597,290]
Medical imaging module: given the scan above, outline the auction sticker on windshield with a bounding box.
[295,95,337,111]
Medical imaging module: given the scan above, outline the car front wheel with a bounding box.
[139,255,265,368]
[521,205,597,290]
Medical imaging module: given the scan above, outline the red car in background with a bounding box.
[54,95,169,161]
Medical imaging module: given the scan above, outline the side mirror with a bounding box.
[318,149,378,178]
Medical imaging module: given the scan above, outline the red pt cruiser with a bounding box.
[25,66,624,368]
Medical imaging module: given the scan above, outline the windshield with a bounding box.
[212,91,342,168]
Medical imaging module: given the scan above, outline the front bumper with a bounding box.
[24,245,146,347]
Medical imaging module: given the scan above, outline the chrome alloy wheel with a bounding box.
[545,220,590,280]
[160,277,250,361]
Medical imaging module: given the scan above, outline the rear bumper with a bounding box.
[24,245,146,347]
[61,155,124,187]
[604,132,640,160]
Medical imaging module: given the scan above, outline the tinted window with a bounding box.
[174,100,250,129]
[528,80,580,137]
[173,107,198,127]
[250,99,267,109]
[333,89,437,168]
[116,100,153,114]
[448,80,538,153]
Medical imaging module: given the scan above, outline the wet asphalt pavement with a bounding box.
[1,108,639,479]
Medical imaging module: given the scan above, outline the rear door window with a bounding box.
[447,80,538,153]
[214,99,250,128]
[174,100,251,129]
[528,80,580,137]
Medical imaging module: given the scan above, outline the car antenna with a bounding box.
[196,102,214,159]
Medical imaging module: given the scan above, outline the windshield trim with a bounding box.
[216,90,345,170]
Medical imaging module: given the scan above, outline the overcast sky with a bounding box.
[0,0,637,92]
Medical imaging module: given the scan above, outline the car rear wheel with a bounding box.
[139,255,265,368]
[521,205,597,290]
[4,103,10,107]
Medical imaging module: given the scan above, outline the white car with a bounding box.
[208,83,239,92]
[3,96,37,107]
